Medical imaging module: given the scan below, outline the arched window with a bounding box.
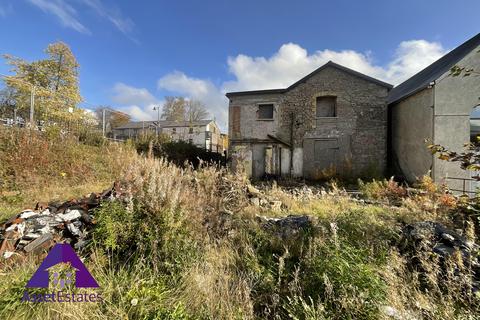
[470,105,480,142]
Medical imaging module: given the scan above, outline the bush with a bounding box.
[358,177,407,203]
[134,136,225,168]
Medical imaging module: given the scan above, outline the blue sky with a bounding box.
[0,0,478,131]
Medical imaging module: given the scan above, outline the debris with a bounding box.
[23,233,53,253]
[0,184,121,258]
[256,214,316,256]
[20,210,38,219]
[56,209,83,222]
[399,221,480,294]
[3,251,14,259]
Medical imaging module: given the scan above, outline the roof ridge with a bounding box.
[226,61,392,97]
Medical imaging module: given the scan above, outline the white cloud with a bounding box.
[110,83,162,121]
[158,71,228,127]
[80,0,135,37]
[112,82,159,106]
[121,104,159,121]
[27,0,90,34]
[384,40,446,83]
[224,40,447,91]
[156,39,447,131]
[27,0,135,38]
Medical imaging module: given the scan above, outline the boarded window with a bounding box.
[258,104,274,119]
[231,106,241,138]
[316,96,336,117]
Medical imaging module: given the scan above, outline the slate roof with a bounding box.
[114,120,213,130]
[225,61,393,98]
[388,32,480,104]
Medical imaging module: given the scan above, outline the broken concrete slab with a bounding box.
[23,233,53,253]
[20,210,38,219]
[56,209,83,222]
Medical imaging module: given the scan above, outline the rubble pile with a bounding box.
[399,221,480,294]
[0,183,123,259]
[246,183,284,211]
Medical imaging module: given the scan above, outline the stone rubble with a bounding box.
[399,221,480,294]
[0,183,123,259]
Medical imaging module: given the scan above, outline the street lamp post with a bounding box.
[153,105,161,136]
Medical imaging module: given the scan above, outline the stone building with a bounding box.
[389,32,480,194]
[226,61,392,179]
[113,119,223,152]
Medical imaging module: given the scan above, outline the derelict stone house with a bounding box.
[227,32,480,193]
[389,32,480,193]
[226,61,393,179]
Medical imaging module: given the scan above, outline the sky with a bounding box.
[0,0,478,132]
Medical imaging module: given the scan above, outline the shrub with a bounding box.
[134,137,225,168]
[358,177,407,203]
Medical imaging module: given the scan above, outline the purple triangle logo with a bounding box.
[26,243,99,288]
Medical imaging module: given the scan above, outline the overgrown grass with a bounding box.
[0,145,479,319]
[0,127,138,221]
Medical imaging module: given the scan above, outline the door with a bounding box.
[303,138,339,178]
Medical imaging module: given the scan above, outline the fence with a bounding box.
[444,176,478,195]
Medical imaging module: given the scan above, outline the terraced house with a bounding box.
[113,119,223,153]
[227,61,392,179]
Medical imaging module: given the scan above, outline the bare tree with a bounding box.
[94,106,131,133]
[161,96,209,122]
[186,99,209,122]
[0,86,20,120]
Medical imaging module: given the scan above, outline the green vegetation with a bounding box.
[0,127,137,220]
[0,129,479,319]
[134,136,225,168]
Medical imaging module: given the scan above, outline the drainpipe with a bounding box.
[429,81,436,181]
[289,112,294,176]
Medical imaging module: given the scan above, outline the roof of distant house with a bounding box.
[114,119,213,130]
[388,32,480,104]
[225,61,393,98]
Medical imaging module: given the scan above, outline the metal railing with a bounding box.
[444,176,478,195]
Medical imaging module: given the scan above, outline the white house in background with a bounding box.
[112,119,223,153]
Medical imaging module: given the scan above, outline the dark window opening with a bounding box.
[470,104,480,142]
[189,127,193,134]
[316,96,336,117]
[258,104,274,119]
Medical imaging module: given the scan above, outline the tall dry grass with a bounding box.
[0,127,138,220]
[0,147,479,319]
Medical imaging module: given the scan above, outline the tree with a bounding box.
[0,86,20,120]
[161,96,186,122]
[3,41,84,126]
[186,99,209,121]
[161,96,209,122]
[94,106,131,132]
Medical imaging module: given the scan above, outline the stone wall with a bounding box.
[278,66,389,177]
[228,64,390,179]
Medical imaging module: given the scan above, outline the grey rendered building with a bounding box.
[389,32,480,193]
[226,61,392,179]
